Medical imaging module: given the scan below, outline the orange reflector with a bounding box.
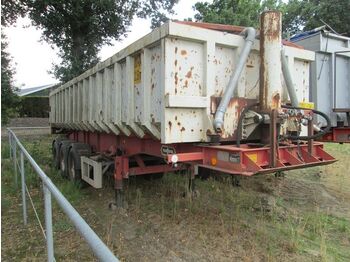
[211,157,217,166]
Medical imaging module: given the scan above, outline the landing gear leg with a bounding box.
[110,156,126,210]
[188,165,195,192]
[186,165,199,198]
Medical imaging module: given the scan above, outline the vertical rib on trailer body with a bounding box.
[49,20,315,144]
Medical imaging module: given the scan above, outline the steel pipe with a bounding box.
[20,151,27,225]
[7,129,118,262]
[44,185,54,261]
[213,27,256,133]
[259,11,283,111]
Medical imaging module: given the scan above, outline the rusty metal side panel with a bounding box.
[243,51,260,99]
[213,45,236,97]
[149,44,163,128]
[163,37,208,143]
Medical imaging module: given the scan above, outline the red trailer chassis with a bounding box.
[318,127,350,144]
[68,131,336,196]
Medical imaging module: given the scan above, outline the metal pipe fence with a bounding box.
[7,128,119,262]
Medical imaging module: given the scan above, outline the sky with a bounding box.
[4,0,210,89]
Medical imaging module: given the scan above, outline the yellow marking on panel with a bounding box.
[246,153,258,163]
[298,101,314,109]
[134,54,141,84]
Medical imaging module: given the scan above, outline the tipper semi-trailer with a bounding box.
[291,27,350,143]
[49,11,336,207]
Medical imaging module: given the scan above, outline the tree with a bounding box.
[1,1,24,124]
[22,0,179,82]
[282,0,350,36]
[1,0,27,27]
[193,0,350,37]
[194,0,282,28]
[1,34,20,124]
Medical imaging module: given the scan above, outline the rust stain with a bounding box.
[262,11,281,42]
[174,72,178,85]
[185,70,192,78]
[184,79,188,88]
[181,50,187,56]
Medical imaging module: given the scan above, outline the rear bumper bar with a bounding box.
[167,142,336,176]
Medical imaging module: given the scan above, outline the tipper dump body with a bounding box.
[291,28,350,143]
[50,17,314,144]
[50,11,336,207]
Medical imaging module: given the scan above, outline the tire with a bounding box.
[67,148,82,183]
[58,141,73,177]
[52,137,69,169]
[67,143,92,184]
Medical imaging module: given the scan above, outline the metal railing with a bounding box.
[7,128,119,262]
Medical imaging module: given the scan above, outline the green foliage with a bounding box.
[19,97,50,117]
[21,0,178,82]
[194,0,282,28]
[1,34,20,124]
[281,0,350,36]
[1,0,27,27]
[193,0,350,36]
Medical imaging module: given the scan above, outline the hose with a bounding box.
[281,105,331,140]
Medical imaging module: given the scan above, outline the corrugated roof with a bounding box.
[17,83,57,97]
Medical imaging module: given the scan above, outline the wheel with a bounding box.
[67,143,92,184]
[67,148,82,183]
[58,141,73,177]
[52,137,69,169]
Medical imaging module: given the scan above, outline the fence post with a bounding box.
[20,151,28,225]
[13,139,18,188]
[44,185,54,262]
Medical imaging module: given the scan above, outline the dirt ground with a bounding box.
[1,135,350,261]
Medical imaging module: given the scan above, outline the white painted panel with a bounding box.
[49,21,315,143]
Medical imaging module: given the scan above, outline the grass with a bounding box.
[1,135,350,261]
